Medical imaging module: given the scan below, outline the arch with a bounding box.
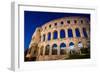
[60,29,66,38]
[53,30,58,39]
[83,28,88,38]
[75,28,81,37]
[52,44,57,55]
[54,23,57,26]
[60,43,66,55]
[61,21,64,25]
[48,32,51,41]
[78,42,83,48]
[74,20,77,24]
[68,29,73,38]
[60,43,66,49]
[52,44,57,49]
[69,42,74,50]
[49,24,51,28]
[67,20,70,24]
[45,45,50,55]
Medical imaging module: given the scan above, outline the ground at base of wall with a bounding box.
[65,53,90,60]
[24,53,90,62]
[24,48,90,62]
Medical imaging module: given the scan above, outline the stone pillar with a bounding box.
[58,30,60,39]
[58,46,60,55]
[49,46,52,55]
[80,28,84,38]
[51,32,53,40]
[41,35,42,42]
[87,29,90,38]
[57,31,60,55]
[73,28,76,38]
[45,33,47,41]
[31,48,35,57]
[65,29,68,38]
[36,48,40,60]
[38,47,40,56]
[65,46,68,54]
[43,46,45,56]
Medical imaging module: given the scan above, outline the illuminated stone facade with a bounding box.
[26,16,90,61]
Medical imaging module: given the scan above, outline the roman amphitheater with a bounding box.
[25,16,90,61]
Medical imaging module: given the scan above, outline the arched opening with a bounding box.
[69,42,75,55]
[48,32,51,41]
[83,28,88,38]
[45,45,50,55]
[78,42,83,48]
[53,30,58,39]
[67,20,70,24]
[69,42,74,50]
[75,28,81,37]
[43,34,45,41]
[40,46,44,56]
[60,29,66,39]
[61,21,64,25]
[68,29,73,38]
[60,43,66,55]
[52,44,57,55]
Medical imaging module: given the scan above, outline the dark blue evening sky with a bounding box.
[24,11,90,50]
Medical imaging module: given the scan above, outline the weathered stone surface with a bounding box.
[26,16,90,61]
